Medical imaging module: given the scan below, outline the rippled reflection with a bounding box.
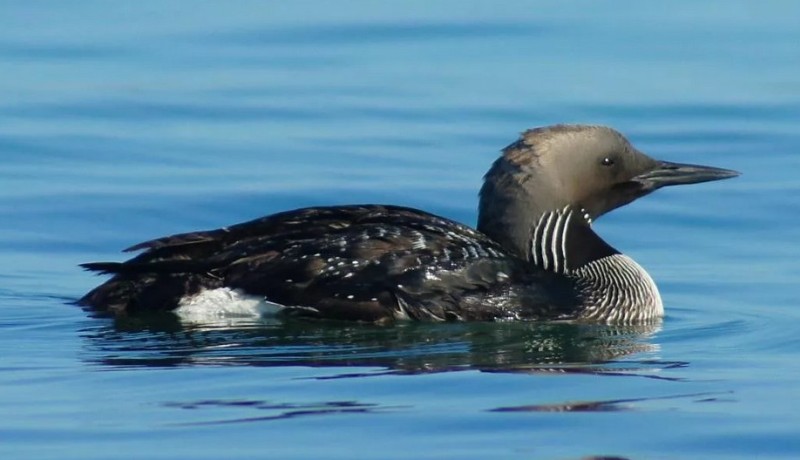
[81,314,677,377]
[491,391,727,413]
[163,399,402,426]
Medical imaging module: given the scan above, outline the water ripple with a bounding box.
[200,21,547,46]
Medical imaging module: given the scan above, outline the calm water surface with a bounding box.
[2,1,799,459]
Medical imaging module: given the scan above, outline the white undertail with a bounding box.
[174,287,285,325]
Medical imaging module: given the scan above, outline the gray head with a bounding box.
[478,124,739,258]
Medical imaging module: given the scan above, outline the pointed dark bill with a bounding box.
[633,160,740,190]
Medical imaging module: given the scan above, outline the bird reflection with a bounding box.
[81,314,679,378]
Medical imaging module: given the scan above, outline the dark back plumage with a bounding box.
[79,205,578,321]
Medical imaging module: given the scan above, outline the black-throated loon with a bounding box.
[78,124,738,323]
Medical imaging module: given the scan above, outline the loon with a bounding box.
[79,125,738,323]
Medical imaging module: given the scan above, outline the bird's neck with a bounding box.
[525,205,663,322]
[477,178,663,321]
[525,205,616,273]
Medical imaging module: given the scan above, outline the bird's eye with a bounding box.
[601,157,615,166]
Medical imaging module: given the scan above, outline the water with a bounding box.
[2,1,799,458]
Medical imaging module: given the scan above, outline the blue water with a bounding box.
[2,1,799,458]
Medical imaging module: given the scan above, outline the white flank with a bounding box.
[174,287,285,325]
